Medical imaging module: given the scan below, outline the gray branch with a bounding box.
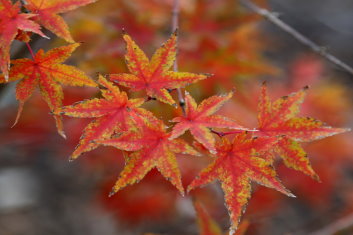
[171,0,186,114]
[239,0,353,76]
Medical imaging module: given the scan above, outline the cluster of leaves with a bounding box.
[0,0,351,234]
[0,0,97,137]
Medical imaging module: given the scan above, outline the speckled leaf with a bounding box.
[56,75,155,160]
[257,84,350,179]
[97,119,199,195]
[0,43,96,138]
[25,0,97,42]
[109,32,209,106]
[188,133,293,233]
[0,0,47,80]
[170,91,246,154]
[277,137,319,181]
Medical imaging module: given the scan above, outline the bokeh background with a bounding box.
[0,0,352,234]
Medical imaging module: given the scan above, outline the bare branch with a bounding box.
[239,0,353,77]
[171,0,186,115]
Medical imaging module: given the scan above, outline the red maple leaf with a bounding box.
[257,84,350,179]
[188,133,294,233]
[24,0,97,42]
[56,75,156,160]
[109,32,209,106]
[170,90,246,154]
[96,119,200,195]
[0,43,96,138]
[0,0,47,80]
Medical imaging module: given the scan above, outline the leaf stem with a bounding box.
[211,129,258,137]
[26,42,35,60]
[145,96,156,102]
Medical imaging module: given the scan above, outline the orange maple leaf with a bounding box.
[24,0,97,42]
[0,43,96,138]
[0,0,47,80]
[97,119,200,195]
[109,32,209,106]
[188,133,294,233]
[170,90,246,154]
[257,84,350,180]
[56,75,157,160]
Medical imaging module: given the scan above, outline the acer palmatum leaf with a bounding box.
[56,75,157,160]
[109,31,210,106]
[96,119,200,196]
[188,133,294,233]
[0,43,96,138]
[25,0,97,42]
[257,84,350,180]
[0,0,47,81]
[170,90,246,154]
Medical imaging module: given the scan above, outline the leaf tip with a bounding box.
[313,174,321,182]
[229,228,235,235]
[342,127,351,133]
[11,122,18,129]
[108,190,117,197]
[12,102,25,128]
[203,73,214,78]
[69,154,79,162]
[59,131,67,139]
[11,114,20,128]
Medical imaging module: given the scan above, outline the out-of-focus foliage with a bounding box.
[0,0,352,235]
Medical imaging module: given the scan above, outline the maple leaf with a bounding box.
[56,75,157,160]
[96,119,200,195]
[170,90,246,154]
[0,0,47,81]
[24,0,97,42]
[188,133,294,233]
[257,84,350,179]
[0,43,96,138]
[109,31,209,106]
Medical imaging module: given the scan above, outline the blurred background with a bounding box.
[0,0,352,234]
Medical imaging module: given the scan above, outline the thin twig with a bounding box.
[239,0,353,76]
[171,0,186,115]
